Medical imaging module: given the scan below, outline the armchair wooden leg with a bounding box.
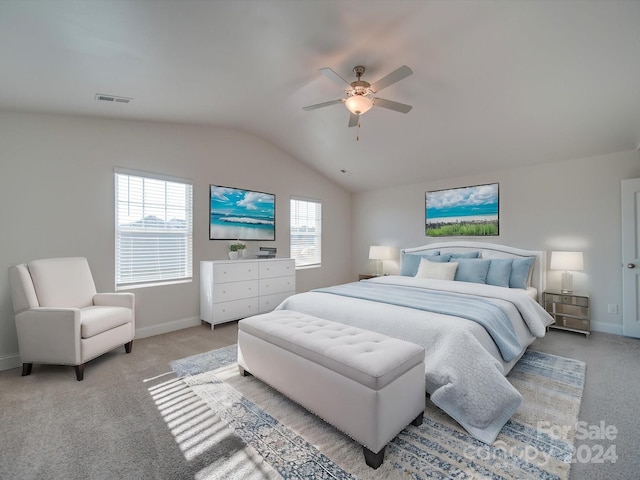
[75,364,85,381]
[22,363,33,376]
[125,340,133,354]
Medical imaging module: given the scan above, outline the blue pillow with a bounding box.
[449,251,480,259]
[510,257,535,289]
[486,259,513,288]
[400,251,440,276]
[425,254,452,263]
[454,258,491,284]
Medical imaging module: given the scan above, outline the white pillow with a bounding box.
[415,258,459,281]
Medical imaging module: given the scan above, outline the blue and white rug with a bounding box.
[166,347,585,480]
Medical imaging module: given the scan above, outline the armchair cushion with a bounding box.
[28,257,97,308]
[80,306,133,338]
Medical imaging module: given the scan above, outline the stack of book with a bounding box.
[256,247,276,259]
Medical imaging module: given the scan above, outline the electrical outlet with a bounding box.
[607,304,618,314]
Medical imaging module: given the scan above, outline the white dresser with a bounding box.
[200,258,296,328]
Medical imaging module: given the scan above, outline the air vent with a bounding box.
[95,94,132,104]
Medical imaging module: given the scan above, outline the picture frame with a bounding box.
[425,183,499,237]
[209,185,276,240]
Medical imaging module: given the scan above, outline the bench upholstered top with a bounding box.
[238,310,425,390]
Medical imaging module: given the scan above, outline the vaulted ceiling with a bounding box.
[1,0,639,192]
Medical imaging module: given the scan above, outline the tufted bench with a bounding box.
[237,310,426,468]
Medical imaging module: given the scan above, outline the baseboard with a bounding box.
[590,321,623,336]
[135,315,202,339]
[0,353,22,372]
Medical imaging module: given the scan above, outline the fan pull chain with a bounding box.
[356,120,361,141]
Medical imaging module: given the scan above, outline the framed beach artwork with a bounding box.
[425,183,499,237]
[209,185,276,240]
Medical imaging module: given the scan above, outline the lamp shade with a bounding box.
[369,245,393,261]
[550,251,584,271]
[345,95,373,115]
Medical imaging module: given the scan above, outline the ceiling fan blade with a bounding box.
[373,98,413,114]
[348,113,359,128]
[302,99,344,111]
[319,67,351,87]
[370,65,413,93]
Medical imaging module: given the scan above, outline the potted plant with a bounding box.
[228,242,246,260]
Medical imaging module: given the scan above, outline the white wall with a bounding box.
[352,150,640,335]
[0,112,352,370]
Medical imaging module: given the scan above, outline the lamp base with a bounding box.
[376,260,383,276]
[561,271,574,294]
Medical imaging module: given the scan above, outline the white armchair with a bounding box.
[9,257,135,381]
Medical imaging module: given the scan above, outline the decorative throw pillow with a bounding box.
[415,258,458,281]
[510,257,535,289]
[454,258,491,284]
[486,258,513,288]
[400,251,440,276]
[448,251,480,259]
[424,254,452,263]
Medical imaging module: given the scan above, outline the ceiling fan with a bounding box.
[303,65,413,127]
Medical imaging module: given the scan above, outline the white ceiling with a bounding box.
[1,0,639,192]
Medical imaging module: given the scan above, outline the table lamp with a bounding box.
[369,246,393,276]
[550,251,584,293]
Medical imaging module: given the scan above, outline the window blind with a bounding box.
[115,169,193,289]
[290,197,322,267]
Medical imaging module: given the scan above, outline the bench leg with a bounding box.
[363,445,385,469]
[411,412,424,426]
[238,366,252,377]
[363,413,421,469]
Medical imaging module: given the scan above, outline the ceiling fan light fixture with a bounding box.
[344,95,373,115]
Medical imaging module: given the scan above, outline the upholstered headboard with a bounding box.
[401,241,546,302]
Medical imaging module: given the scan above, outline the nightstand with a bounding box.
[544,290,590,335]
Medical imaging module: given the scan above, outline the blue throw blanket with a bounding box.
[313,282,522,361]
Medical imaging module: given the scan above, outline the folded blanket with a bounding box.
[314,281,523,361]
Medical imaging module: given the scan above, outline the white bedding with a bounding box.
[277,275,554,444]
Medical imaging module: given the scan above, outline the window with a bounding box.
[115,168,193,289]
[290,197,322,268]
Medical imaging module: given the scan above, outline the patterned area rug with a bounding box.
[165,346,585,480]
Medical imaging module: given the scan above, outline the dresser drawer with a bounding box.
[213,280,259,303]
[259,276,295,296]
[553,315,589,332]
[259,260,295,279]
[213,298,259,323]
[546,294,588,307]
[211,262,259,283]
[259,292,295,313]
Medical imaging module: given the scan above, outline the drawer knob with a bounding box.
[628,263,636,269]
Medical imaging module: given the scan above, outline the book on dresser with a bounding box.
[200,258,296,329]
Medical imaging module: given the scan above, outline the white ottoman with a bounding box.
[237,310,426,468]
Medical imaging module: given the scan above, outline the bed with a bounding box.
[276,241,554,444]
